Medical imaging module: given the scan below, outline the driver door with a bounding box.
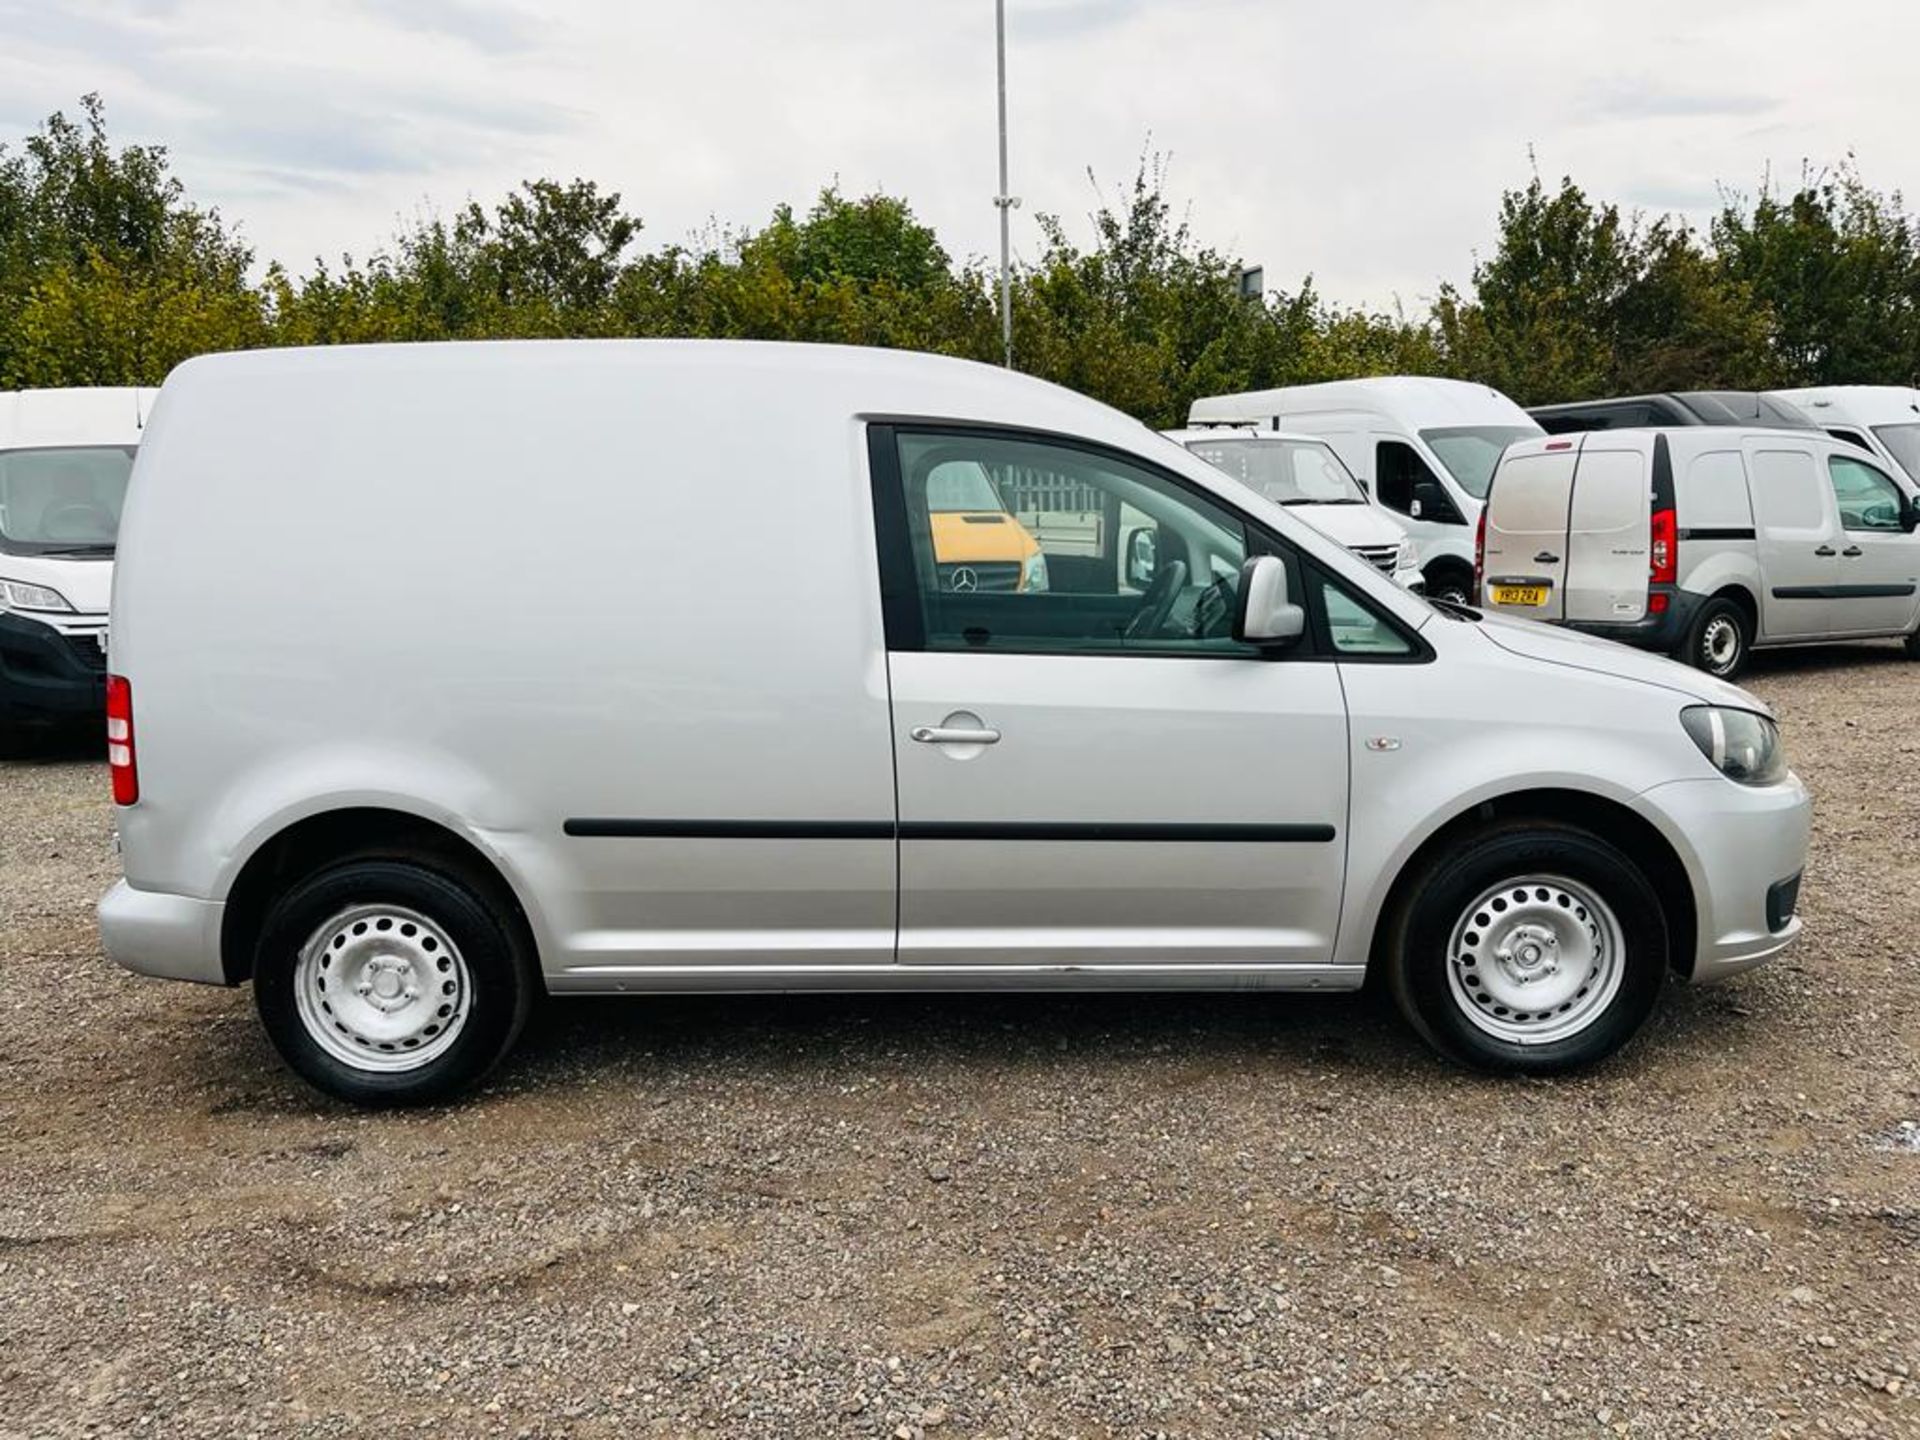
[871,425,1351,971]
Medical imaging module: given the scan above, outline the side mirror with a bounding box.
[1902,495,1920,534]
[1123,526,1157,587]
[1233,554,1306,646]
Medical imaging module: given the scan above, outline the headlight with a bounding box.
[1395,538,1418,571]
[0,577,76,613]
[1681,706,1787,786]
[1021,551,1050,593]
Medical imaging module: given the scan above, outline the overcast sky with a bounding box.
[4,0,1919,310]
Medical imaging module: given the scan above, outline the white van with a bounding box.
[1161,427,1424,590]
[1770,386,1920,484]
[1187,377,1542,604]
[0,387,157,749]
[1480,427,1920,677]
[102,342,1809,1104]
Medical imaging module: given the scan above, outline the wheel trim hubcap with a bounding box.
[1445,875,1626,1045]
[1702,617,1739,668]
[293,904,471,1073]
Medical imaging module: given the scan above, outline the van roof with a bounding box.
[1528,391,1817,433]
[160,338,1163,442]
[0,386,158,449]
[1769,384,1920,428]
[1188,376,1537,430]
[1161,426,1341,447]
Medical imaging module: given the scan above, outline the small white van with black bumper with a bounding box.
[0,387,156,750]
[1480,427,1920,676]
[101,343,1810,1105]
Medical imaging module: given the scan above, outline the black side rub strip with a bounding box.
[565,819,1337,843]
[564,819,894,839]
[1770,583,1917,600]
[1678,527,1756,541]
[899,821,1337,842]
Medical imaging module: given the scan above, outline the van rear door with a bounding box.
[1562,437,1655,624]
[1481,438,1578,618]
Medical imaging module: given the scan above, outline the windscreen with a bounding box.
[1420,426,1539,500]
[0,446,135,554]
[1182,437,1367,505]
[1872,423,1920,483]
[925,459,1009,513]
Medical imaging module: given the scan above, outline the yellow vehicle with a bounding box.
[925,459,1047,592]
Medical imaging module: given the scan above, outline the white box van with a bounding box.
[1161,427,1424,590]
[102,342,1809,1104]
[1187,378,1541,605]
[0,387,157,750]
[1480,427,1920,676]
[1770,385,1920,485]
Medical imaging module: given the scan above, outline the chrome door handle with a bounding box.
[911,724,1002,745]
[1533,550,1560,564]
[1842,545,1863,557]
[1814,545,1837,556]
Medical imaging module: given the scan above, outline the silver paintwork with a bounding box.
[95,341,1810,1007]
[293,904,470,1072]
[1445,875,1625,1044]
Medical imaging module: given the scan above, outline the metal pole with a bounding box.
[995,0,1013,368]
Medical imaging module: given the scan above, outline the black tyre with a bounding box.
[1904,626,1920,659]
[253,858,536,1106]
[1385,823,1668,1074]
[1680,597,1749,680]
[1425,565,1474,606]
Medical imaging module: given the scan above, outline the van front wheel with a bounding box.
[1385,824,1668,1073]
[253,858,535,1106]
[1681,597,1749,679]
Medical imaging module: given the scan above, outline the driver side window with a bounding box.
[889,429,1259,656]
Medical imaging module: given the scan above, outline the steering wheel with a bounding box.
[1124,558,1188,641]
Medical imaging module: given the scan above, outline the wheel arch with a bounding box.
[219,806,543,987]
[1366,787,1697,980]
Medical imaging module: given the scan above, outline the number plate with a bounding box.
[1490,584,1550,607]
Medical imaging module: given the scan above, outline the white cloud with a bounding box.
[3,0,1918,303]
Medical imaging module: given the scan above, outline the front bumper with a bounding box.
[1632,773,1812,982]
[98,881,231,986]
[0,609,108,730]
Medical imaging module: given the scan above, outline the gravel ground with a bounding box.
[1,646,1916,1439]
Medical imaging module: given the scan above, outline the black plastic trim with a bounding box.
[900,821,1336,843]
[565,819,1337,843]
[1770,583,1916,600]
[564,819,895,840]
[1678,527,1755,541]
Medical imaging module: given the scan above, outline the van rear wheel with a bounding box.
[253,858,535,1106]
[1681,598,1749,679]
[1385,823,1668,1073]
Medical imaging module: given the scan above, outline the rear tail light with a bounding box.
[1650,506,1677,585]
[1473,506,1488,584]
[106,674,138,805]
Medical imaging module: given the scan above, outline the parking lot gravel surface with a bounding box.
[2,646,1917,1439]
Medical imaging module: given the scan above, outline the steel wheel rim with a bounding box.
[1445,874,1626,1045]
[293,904,471,1072]
[1701,616,1740,672]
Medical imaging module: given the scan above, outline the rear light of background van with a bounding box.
[1473,506,1487,584]
[106,674,138,805]
[1649,506,1677,585]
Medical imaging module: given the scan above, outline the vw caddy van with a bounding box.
[1187,378,1541,605]
[1161,427,1424,591]
[1479,427,1920,677]
[102,343,1810,1104]
[0,386,157,750]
